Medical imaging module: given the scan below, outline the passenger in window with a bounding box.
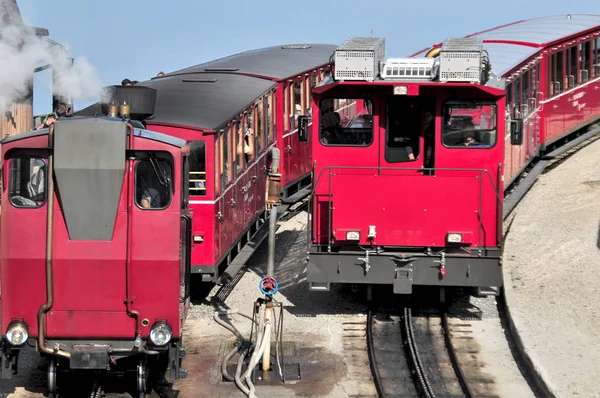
[461,131,481,146]
[322,112,346,145]
[237,124,255,161]
[27,162,46,203]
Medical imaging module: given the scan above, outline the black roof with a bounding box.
[76,44,337,131]
[161,44,336,80]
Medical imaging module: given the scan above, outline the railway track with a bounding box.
[368,305,499,398]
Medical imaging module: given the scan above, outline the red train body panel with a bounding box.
[1,99,191,389]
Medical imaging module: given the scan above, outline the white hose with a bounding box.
[245,322,272,398]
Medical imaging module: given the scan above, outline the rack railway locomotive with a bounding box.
[303,14,600,295]
[0,89,190,397]
[78,44,337,285]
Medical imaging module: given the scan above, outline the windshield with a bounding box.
[442,102,497,148]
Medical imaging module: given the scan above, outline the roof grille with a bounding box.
[182,78,218,83]
[281,45,311,50]
[204,68,239,72]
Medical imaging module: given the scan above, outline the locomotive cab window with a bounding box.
[8,156,47,208]
[189,141,206,196]
[442,102,497,148]
[319,98,373,146]
[135,156,173,210]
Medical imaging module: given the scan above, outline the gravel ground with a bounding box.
[503,138,600,397]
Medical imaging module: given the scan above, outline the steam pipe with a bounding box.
[125,123,142,337]
[37,124,70,360]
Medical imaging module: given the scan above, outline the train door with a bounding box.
[312,96,379,245]
[379,96,434,173]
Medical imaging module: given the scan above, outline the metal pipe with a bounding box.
[125,124,141,336]
[37,124,70,359]
[266,206,277,277]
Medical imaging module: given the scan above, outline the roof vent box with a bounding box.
[439,37,483,83]
[334,37,385,82]
[100,85,157,119]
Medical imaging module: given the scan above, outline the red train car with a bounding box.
[0,89,191,397]
[302,36,517,295]
[412,14,600,187]
[78,44,336,283]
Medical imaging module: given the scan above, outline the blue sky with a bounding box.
[16,0,599,115]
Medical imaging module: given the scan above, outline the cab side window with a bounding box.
[9,156,47,208]
[135,156,173,210]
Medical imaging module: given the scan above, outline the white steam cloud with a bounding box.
[0,8,102,114]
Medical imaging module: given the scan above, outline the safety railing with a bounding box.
[189,171,206,195]
[307,165,503,253]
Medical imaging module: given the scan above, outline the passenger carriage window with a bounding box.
[234,120,244,173]
[567,46,577,88]
[319,98,373,146]
[283,85,289,131]
[189,141,206,196]
[215,139,220,195]
[592,37,600,77]
[220,129,231,188]
[581,41,590,82]
[243,112,255,162]
[307,74,317,117]
[266,94,273,143]
[442,102,497,148]
[291,81,302,130]
[256,102,264,152]
[557,50,564,94]
[135,156,172,210]
[9,156,46,208]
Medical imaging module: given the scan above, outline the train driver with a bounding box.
[141,187,161,209]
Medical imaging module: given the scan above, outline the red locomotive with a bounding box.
[1,87,190,397]
[304,14,600,295]
[78,44,337,284]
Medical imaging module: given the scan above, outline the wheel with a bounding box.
[137,358,149,395]
[47,358,57,394]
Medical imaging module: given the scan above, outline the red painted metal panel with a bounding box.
[46,311,133,339]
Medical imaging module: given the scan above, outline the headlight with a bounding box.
[149,322,172,346]
[346,231,360,241]
[6,322,29,346]
[447,233,463,243]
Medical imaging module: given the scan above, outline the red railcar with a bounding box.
[0,88,191,396]
[303,36,518,295]
[412,14,600,187]
[78,44,337,283]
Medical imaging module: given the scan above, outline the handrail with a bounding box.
[309,165,503,249]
